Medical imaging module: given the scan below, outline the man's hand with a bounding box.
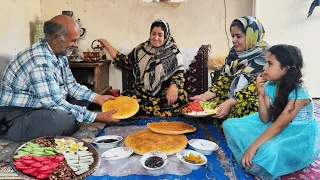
[93,94,115,106]
[95,110,120,123]
[166,84,179,105]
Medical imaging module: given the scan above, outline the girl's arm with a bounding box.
[258,94,271,123]
[256,74,271,123]
[242,99,309,168]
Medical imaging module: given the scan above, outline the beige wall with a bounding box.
[256,0,320,97]
[40,0,253,90]
[0,0,41,53]
[40,0,253,52]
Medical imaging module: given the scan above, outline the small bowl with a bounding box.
[141,151,168,173]
[92,135,123,149]
[101,147,133,165]
[188,139,219,155]
[176,149,207,170]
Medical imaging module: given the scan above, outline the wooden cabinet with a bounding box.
[69,61,112,95]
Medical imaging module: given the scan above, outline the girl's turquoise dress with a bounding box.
[222,81,320,179]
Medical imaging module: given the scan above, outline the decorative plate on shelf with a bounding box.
[10,136,99,180]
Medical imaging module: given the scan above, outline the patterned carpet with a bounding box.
[1,100,320,179]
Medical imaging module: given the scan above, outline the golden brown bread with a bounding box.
[147,121,196,135]
[101,96,139,119]
[124,130,188,155]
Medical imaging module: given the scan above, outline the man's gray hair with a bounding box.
[43,21,67,40]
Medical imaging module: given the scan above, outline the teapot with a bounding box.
[91,39,106,60]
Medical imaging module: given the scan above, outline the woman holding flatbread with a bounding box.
[191,16,268,127]
[99,19,187,117]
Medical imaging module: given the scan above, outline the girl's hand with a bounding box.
[256,73,266,96]
[213,98,237,119]
[166,85,179,105]
[241,145,258,168]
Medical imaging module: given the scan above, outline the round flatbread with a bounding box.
[147,121,196,135]
[101,96,139,119]
[124,130,188,155]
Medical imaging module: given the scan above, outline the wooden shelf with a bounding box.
[69,60,112,95]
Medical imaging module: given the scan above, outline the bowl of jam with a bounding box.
[92,135,123,149]
[140,151,168,173]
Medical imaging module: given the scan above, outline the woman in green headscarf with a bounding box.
[99,19,188,117]
[191,16,268,126]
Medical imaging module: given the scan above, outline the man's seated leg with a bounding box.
[2,107,79,142]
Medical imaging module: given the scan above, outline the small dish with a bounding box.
[140,151,168,173]
[176,149,207,170]
[92,135,123,149]
[188,139,219,155]
[101,147,133,165]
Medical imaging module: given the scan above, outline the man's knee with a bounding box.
[49,110,79,135]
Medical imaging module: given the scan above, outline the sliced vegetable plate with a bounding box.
[181,101,218,117]
[10,136,99,180]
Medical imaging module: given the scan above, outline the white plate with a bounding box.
[176,149,207,170]
[188,139,219,155]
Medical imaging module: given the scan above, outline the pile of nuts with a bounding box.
[36,138,56,148]
[49,162,76,179]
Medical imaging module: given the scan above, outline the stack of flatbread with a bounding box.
[125,121,196,155]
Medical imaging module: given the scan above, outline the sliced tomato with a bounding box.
[20,159,35,164]
[39,170,51,174]
[31,171,40,177]
[22,168,37,175]
[55,155,64,163]
[46,155,56,160]
[31,162,43,168]
[13,162,25,167]
[20,155,34,160]
[33,156,47,162]
[41,160,53,165]
[37,173,49,179]
[49,162,59,169]
[38,165,51,172]
[15,165,32,170]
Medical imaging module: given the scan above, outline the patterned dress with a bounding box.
[114,52,188,117]
[223,81,320,179]
[209,75,259,127]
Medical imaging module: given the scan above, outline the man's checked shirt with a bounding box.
[0,38,97,123]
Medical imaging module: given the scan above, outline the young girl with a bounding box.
[222,44,320,179]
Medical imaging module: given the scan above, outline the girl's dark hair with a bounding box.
[150,21,167,38]
[230,19,245,34]
[268,44,303,120]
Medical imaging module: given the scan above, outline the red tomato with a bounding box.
[37,173,49,179]
[39,170,51,174]
[46,155,56,160]
[33,156,47,162]
[20,159,35,164]
[55,155,64,163]
[31,171,40,177]
[38,165,51,172]
[41,160,53,165]
[13,162,25,167]
[22,168,37,175]
[20,155,34,160]
[31,162,43,168]
[15,165,32,170]
[49,162,59,169]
